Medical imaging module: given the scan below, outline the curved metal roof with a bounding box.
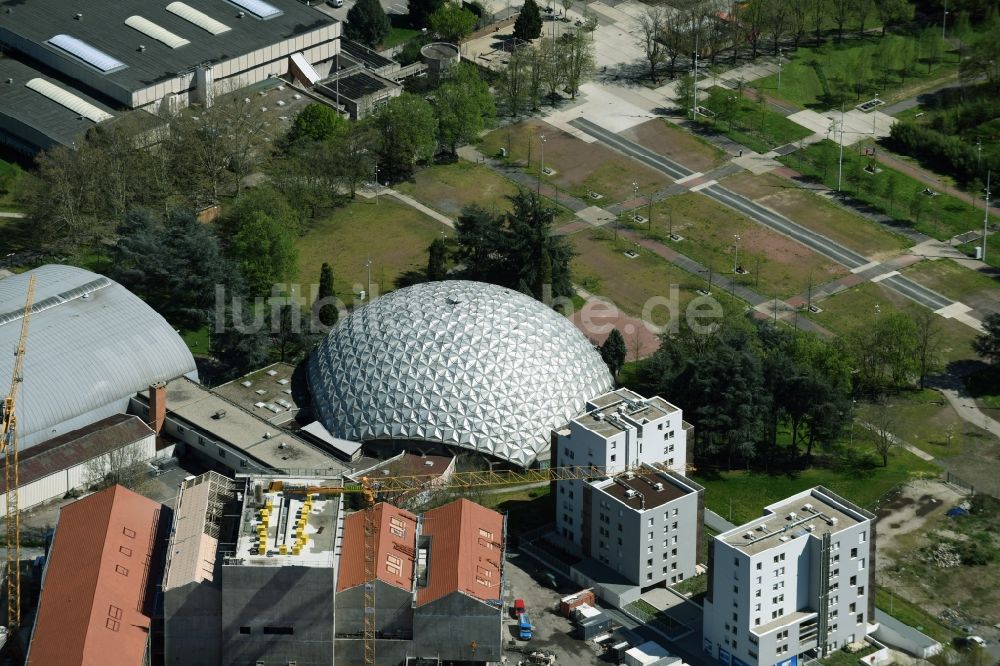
[0,265,197,449]
[307,281,612,467]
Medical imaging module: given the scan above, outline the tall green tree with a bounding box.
[228,210,299,297]
[365,93,438,179]
[973,313,1000,365]
[427,237,449,281]
[317,262,338,327]
[111,208,233,331]
[514,0,543,42]
[289,103,346,144]
[435,64,495,154]
[874,0,913,35]
[345,0,391,47]
[561,30,594,99]
[600,329,628,379]
[429,4,477,42]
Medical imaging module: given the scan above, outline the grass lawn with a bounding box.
[780,140,998,240]
[694,445,938,527]
[380,25,420,50]
[569,228,742,327]
[723,172,910,258]
[481,486,552,534]
[856,389,988,459]
[819,644,880,666]
[620,118,727,173]
[957,234,1000,270]
[901,260,1000,317]
[395,161,521,218]
[479,119,669,204]
[753,35,959,110]
[697,87,812,153]
[804,281,979,363]
[296,198,449,307]
[181,326,210,358]
[650,193,848,298]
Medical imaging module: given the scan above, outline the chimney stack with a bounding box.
[149,382,166,434]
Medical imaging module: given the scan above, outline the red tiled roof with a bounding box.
[337,503,417,593]
[417,499,504,607]
[28,485,164,666]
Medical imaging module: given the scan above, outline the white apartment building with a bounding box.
[703,487,877,666]
[551,389,703,588]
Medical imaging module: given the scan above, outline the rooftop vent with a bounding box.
[264,431,272,438]
[237,10,246,17]
[278,441,286,449]
[654,482,664,491]
[138,44,146,52]
[805,524,816,532]
[74,12,82,19]
[594,413,604,421]
[779,536,790,542]
[625,489,637,499]
[828,517,839,526]
[4,78,11,84]
[803,503,814,511]
[423,460,434,467]
[744,531,754,540]
[787,512,797,520]
[212,409,227,419]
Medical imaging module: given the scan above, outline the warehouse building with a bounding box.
[703,487,877,666]
[28,485,171,666]
[0,414,155,514]
[0,0,338,152]
[0,265,196,450]
[549,389,703,601]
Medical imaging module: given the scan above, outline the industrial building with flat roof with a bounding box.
[131,377,348,475]
[703,486,877,666]
[163,472,505,665]
[28,484,171,666]
[0,265,196,449]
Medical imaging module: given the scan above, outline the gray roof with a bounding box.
[0,0,336,94]
[11,413,154,486]
[0,265,197,449]
[308,281,613,467]
[0,55,117,150]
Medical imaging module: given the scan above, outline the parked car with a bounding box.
[513,598,526,619]
[326,0,343,7]
[969,636,987,648]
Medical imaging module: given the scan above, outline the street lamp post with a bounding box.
[538,133,546,195]
[977,138,983,170]
[984,169,992,263]
[632,180,639,221]
[374,161,380,204]
[873,92,879,137]
[942,0,948,41]
[777,49,783,90]
[366,256,373,300]
[829,105,846,192]
[691,20,700,121]
[733,234,741,274]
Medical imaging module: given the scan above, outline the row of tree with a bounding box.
[496,32,594,115]
[345,0,482,48]
[626,305,946,470]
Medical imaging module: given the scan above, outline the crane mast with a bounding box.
[1,275,35,633]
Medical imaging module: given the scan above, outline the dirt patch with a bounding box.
[620,118,726,173]
[875,479,963,570]
[570,298,661,361]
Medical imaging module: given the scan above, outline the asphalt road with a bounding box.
[572,117,959,313]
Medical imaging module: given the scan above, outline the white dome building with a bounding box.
[307,281,612,467]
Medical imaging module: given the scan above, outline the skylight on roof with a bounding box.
[224,0,283,19]
[124,16,190,49]
[25,78,114,123]
[46,34,126,73]
[166,2,231,34]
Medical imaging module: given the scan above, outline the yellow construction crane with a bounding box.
[280,461,696,666]
[0,275,35,634]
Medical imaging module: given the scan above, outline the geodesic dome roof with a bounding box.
[307,280,612,466]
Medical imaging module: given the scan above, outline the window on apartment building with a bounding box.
[648,558,653,567]
[850,547,858,558]
[732,612,738,622]
[859,558,866,570]
[671,548,677,557]
[859,532,866,543]
[610,454,616,462]
[560,486,565,494]
[669,430,675,438]
[599,540,606,549]
[611,442,617,449]
[755,590,761,598]
[648,532,653,540]
[772,610,778,620]
[849,602,856,613]
[671,562,677,570]
[672,536,678,544]
[733,600,739,608]
[831,610,838,620]
[734,557,740,566]
[123,527,136,539]
[857,614,864,624]
[668,444,674,453]
[830,595,839,605]
[663,566,668,574]
[858,586,865,596]
[755,618,761,626]
[672,508,678,516]
[239,626,251,634]
[647,573,653,581]
[386,554,403,576]
[649,518,655,527]
[850,575,857,586]
[756,562,762,570]
[262,627,294,635]
[832,554,840,564]
[832,569,839,577]
[618,537,623,546]
[773,555,779,564]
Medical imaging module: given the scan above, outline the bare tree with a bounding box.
[788,1,807,49]
[809,0,829,45]
[538,38,564,101]
[498,49,530,115]
[740,0,767,59]
[869,402,899,467]
[852,0,875,37]
[912,308,943,389]
[563,30,595,98]
[85,444,150,492]
[638,6,668,83]
[829,0,851,42]
[762,0,790,55]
